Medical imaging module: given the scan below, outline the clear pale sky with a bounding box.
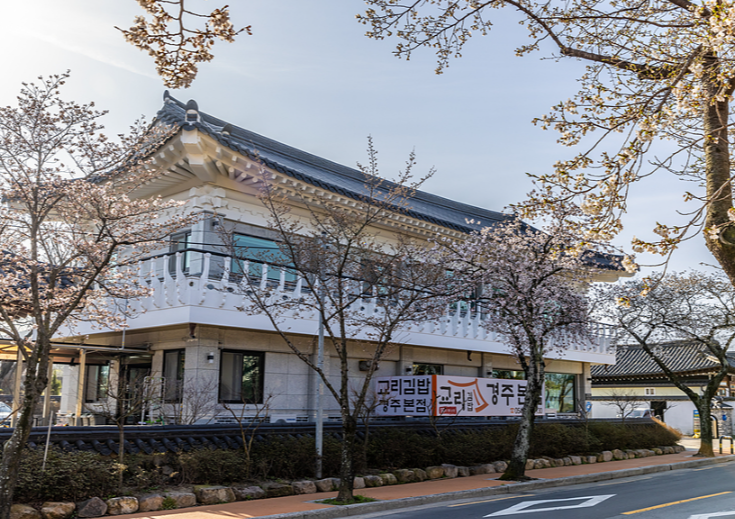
[0,0,714,275]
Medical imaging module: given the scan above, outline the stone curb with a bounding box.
[261,455,735,519]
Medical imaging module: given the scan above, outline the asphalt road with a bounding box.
[350,462,735,519]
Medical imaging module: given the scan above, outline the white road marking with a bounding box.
[688,513,735,518]
[484,494,615,517]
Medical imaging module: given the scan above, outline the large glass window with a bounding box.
[413,363,443,375]
[85,364,110,402]
[545,373,576,414]
[232,234,295,284]
[170,232,191,272]
[219,350,265,404]
[163,349,185,402]
[492,369,525,380]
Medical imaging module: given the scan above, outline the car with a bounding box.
[0,402,12,425]
[627,408,652,419]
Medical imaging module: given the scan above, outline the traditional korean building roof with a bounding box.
[591,340,735,383]
[154,93,625,272]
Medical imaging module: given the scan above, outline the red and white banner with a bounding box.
[373,375,544,417]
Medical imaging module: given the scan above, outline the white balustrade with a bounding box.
[122,253,615,357]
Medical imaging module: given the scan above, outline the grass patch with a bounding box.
[318,494,378,505]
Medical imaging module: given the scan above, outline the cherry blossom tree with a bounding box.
[442,217,591,480]
[0,73,193,518]
[119,0,248,89]
[595,271,735,457]
[358,0,735,283]
[223,141,454,502]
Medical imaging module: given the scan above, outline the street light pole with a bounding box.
[316,301,324,479]
[315,234,326,479]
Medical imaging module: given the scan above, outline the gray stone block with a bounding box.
[570,456,583,465]
[457,466,470,477]
[413,468,428,481]
[166,492,197,509]
[469,464,495,475]
[393,469,415,483]
[493,461,508,472]
[364,475,383,487]
[11,505,41,519]
[233,486,266,500]
[380,472,398,485]
[76,498,107,519]
[315,479,337,492]
[137,495,163,513]
[292,481,317,495]
[105,497,139,516]
[195,486,236,505]
[353,477,366,489]
[40,503,75,519]
[441,464,458,478]
[263,482,294,498]
[425,466,444,479]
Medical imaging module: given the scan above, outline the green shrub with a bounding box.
[178,448,246,484]
[13,448,117,503]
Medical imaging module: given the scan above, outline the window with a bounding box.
[413,363,443,375]
[219,350,265,403]
[85,364,110,402]
[545,373,576,414]
[170,232,191,272]
[163,349,185,402]
[645,388,655,396]
[232,234,295,284]
[492,369,525,380]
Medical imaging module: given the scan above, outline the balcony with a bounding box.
[74,250,616,363]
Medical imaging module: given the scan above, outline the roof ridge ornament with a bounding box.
[185,99,200,125]
[221,123,233,136]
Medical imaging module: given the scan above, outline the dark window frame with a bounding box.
[231,233,296,285]
[163,349,186,403]
[218,350,265,404]
[84,363,110,403]
[170,231,192,273]
[412,363,443,376]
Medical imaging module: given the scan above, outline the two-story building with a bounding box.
[5,93,627,425]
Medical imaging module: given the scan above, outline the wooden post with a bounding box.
[75,350,86,426]
[11,346,23,428]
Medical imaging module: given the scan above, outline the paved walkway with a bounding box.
[124,439,726,519]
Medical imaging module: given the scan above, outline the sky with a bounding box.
[0,0,715,275]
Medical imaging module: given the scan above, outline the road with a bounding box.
[351,462,735,519]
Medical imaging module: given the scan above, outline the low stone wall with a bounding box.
[9,445,685,518]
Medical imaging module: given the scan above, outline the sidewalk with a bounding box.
[124,440,733,519]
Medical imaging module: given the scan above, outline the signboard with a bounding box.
[374,375,544,417]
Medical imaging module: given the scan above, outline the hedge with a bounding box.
[6,420,680,503]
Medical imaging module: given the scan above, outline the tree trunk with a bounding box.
[499,359,544,481]
[702,57,735,283]
[336,414,357,502]
[0,357,46,519]
[117,425,126,490]
[696,403,716,457]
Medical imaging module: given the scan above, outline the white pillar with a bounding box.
[75,350,86,426]
[10,346,23,427]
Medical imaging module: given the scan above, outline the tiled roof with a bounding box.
[591,340,732,380]
[154,93,625,272]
